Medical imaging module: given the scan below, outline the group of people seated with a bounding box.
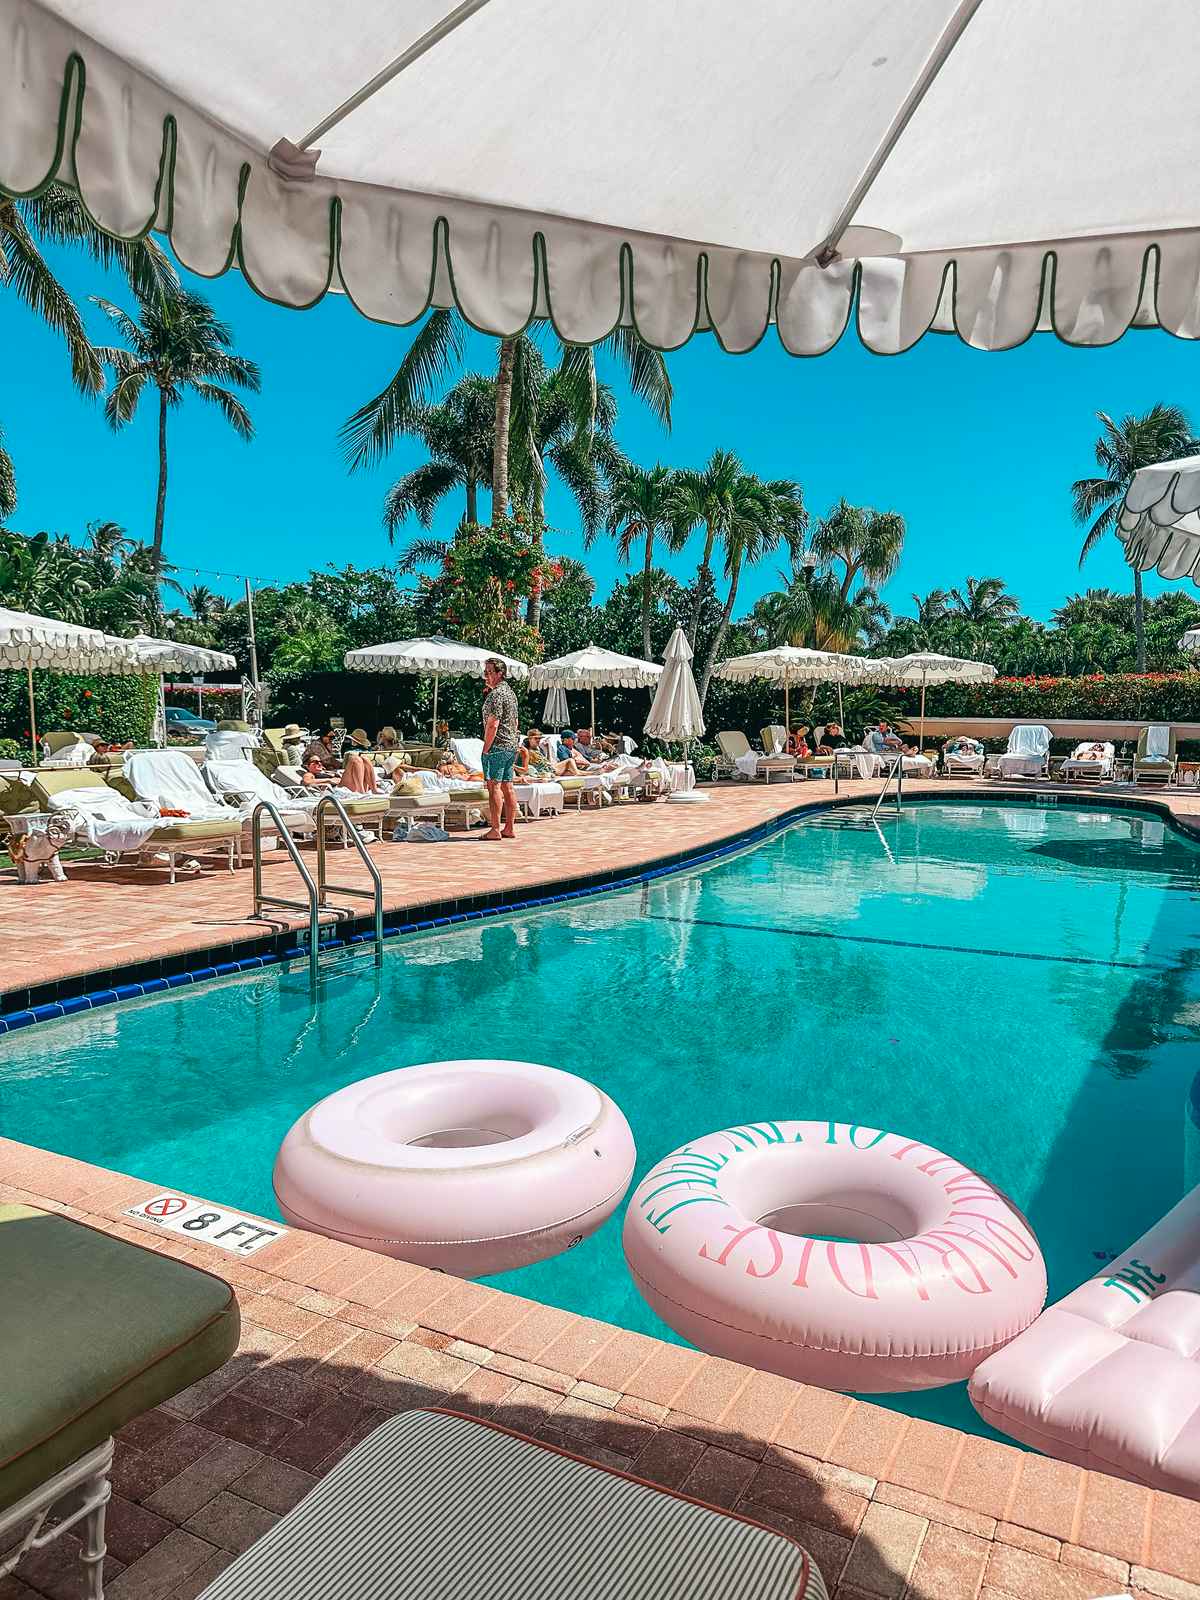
[781,720,856,758]
[515,727,629,778]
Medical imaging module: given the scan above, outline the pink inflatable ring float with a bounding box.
[623,1121,1046,1392]
[274,1059,636,1279]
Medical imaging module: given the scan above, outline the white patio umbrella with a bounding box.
[344,635,529,742]
[713,645,870,737]
[124,635,238,745]
[645,628,704,744]
[857,652,995,750]
[6,3,1200,356]
[1118,455,1200,586]
[531,644,661,733]
[542,686,570,728]
[0,607,141,762]
[1180,628,1200,653]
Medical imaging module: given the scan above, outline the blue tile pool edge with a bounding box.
[3,787,1196,1036]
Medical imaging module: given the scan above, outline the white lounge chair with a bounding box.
[943,737,985,778]
[126,749,320,856]
[1060,741,1115,783]
[716,731,795,782]
[996,724,1051,779]
[203,757,390,844]
[1134,724,1177,786]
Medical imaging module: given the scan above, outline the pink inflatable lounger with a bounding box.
[624,1121,1046,1393]
[970,1181,1200,1497]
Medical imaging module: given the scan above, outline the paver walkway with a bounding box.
[5,777,1199,1004]
[1,1139,1197,1600]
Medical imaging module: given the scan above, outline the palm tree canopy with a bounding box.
[0,423,15,521]
[92,288,262,430]
[812,500,906,592]
[950,575,1020,623]
[1072,405,1200,565]
[605,463,685,563]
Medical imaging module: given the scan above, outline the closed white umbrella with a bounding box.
[0,607,141,762]
[542,686,570,728]
[6,4,1200,356]
[858,652,995,750]
[531,643,661,733]
[713,644,870,736]
[1180,628,1200,652]
[344,635,529,743]
[645,628,704,744]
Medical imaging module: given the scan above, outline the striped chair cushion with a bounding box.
[198,1408,827,1600]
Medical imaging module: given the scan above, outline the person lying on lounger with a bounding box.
[785,725,811,758]
[812,722,851,754]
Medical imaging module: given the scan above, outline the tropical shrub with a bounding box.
[0,668,157,745]
[926,673,1200,723]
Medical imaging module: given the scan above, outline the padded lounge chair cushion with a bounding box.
[195,1408,826,1600]
[147,819,242,843]
[338,796,390,815]
[0,1205,239,1512]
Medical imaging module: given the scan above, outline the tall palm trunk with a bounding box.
[465,476,478,525]
[1133,566,1146,674]
[699,558,743,708]
[525,475,546,630]
[491,337,515,526]
[686,523,716,649]
[151,387,169,612]
[641,529,655,660]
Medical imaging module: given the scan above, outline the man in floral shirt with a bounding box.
[481,657,520,840]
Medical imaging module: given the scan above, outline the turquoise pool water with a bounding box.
[4,800,1200,1440]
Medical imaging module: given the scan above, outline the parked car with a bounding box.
[165,705,217,735]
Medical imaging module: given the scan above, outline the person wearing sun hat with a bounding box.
[281,722,305,764]
[347,727,371,749]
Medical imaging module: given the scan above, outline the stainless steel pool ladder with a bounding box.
[869,754,905,820]
[251,800,323,986]
[314,793,384,968]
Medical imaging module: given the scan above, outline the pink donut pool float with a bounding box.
[274,1059,636,1279]
[623,1121,1046,1392]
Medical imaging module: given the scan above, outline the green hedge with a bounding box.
[0,669,157,754]
[924,673,1200,722]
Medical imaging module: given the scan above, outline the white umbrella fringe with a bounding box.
[6,3,1200,354]
[531,644,661,734]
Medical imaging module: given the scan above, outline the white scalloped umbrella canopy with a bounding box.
[1180,629,1200,652]
[713,646,872,685]
[530,645,662,690]
[1118,455,1200,586]
[645,628,704,743]
[0,607,140,671]
[344,636,529,678]
[126,634,237,673]
[5,0,1200,353]
[856,652,995,749]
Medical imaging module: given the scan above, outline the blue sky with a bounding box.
[3,239,1198,623]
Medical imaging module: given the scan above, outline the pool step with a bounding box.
[807,806,899,829]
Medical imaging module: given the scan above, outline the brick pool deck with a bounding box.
[4,777,1200,1598]
[1,1140,1198,1600]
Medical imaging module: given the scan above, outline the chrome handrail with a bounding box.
[251,801,321,987]
[869,754,905,821]
[315,793,384,966]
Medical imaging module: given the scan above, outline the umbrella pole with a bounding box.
[431,675,439,745]
[157,673,167,748]
[919,681,926,753]
[784,681,790,737]
[837,681,844,730]
[26,665,38,767]
[590,685,595,733]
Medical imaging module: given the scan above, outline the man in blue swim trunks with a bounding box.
[481,656,520,841]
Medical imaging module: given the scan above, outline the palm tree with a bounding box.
[812,500,906,599]
[950,575,1020,624]
[380,374,496,537]
[186,583,230,624]
[0,423,15,521]
[674,450,757,648]
[92,288,260,586]
[1072,405,1199,672]
[342,311,671,533]
[1,184,177,394]
[912,588,951,627]
[0,529,93,619]
[697,473,784,706]
[604,463,688,658]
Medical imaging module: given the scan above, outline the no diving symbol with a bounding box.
[145,1195,188,1220]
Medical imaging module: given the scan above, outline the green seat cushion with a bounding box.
[444,787,487,804]
[0,1206,239,1512]
[558,777,586,791]
[150,820,242,843]
[339,797,390,816]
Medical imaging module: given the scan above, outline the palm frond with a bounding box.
[103,365,151,429]
[396,535,452,575]
[0,424,15,520]
[189,380,255,440]
[19,185,180,301]
[383,461,463,537]
[340,309,465,470]
[596,327,673,429]
[2,205,104,392]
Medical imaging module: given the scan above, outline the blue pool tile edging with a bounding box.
[4,787,1199,1035]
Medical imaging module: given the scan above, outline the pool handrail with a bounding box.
[251,799,321,987]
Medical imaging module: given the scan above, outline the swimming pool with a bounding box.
[4,800,1199,1440]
